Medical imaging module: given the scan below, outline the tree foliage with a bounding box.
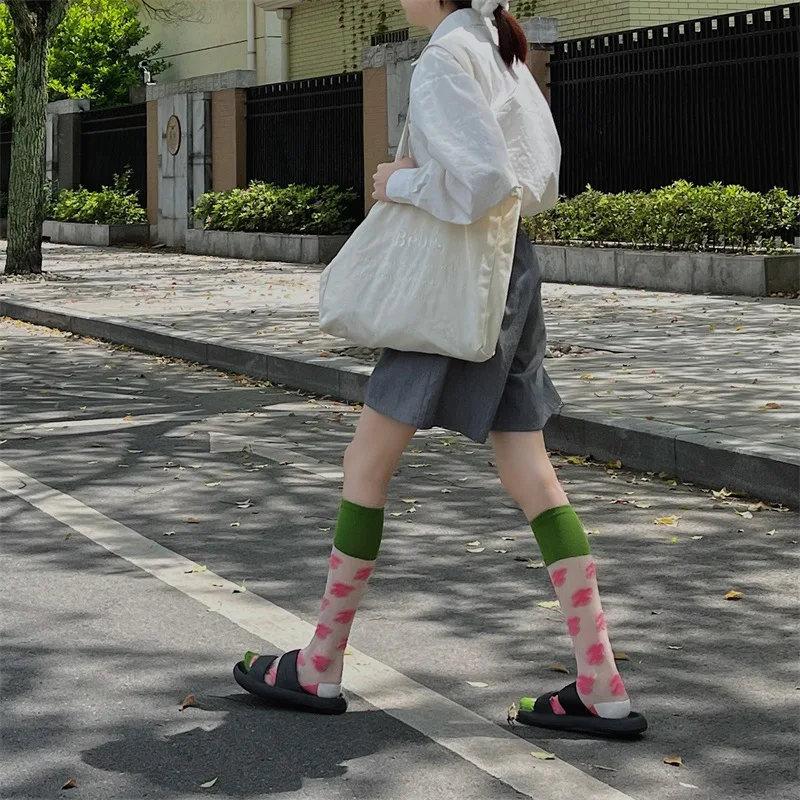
[0,0,167,115]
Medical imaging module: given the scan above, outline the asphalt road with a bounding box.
[1,318,798,800]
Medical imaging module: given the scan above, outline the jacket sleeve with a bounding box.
[385,46,518,225]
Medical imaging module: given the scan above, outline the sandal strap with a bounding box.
[274,649,304,692]
[535,682,594,718]
[247,654,278,684]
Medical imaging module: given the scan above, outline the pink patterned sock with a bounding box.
[547,554,630,719]
[254,546,375,697]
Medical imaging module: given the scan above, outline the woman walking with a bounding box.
[234,0,647,739]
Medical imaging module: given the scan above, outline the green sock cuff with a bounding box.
[530,505,591,566]
[333,499,384,561]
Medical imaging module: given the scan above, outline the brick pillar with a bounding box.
[211,88,247,191]
[527,46,554,105]
[521,17,559,106]
[146,100,159,225]
[362,66,389,214]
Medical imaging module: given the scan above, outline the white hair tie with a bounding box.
[472,0,509,18]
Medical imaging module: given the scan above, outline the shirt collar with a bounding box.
[430,8,483,44]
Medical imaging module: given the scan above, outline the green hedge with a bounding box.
[193,182,358,236]
[524,181,800,254]
[50,171,146,226]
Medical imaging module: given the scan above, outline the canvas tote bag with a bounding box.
[319,41,523,363]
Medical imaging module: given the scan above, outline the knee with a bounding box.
[343,441,394,490]
[498,460,562,509]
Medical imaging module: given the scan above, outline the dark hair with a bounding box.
[444,2,529,68]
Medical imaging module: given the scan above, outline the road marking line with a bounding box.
[209,431,344,481]
[0,460,633,800]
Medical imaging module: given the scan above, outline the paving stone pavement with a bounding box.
[1,241,798,504]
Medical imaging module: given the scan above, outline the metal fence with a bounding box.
[0,117,12,196]
[80,103,148,204]
[246,72,364,212]
[550,4,800,197]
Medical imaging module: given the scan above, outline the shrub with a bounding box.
[193,182,359,236]
[525,181,800,253]
[50,170,146,225]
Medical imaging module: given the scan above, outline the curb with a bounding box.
[2,298,797,507]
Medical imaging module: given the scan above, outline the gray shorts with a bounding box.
[365,230,562,443]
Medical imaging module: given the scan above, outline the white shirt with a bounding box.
[385,8,561,225]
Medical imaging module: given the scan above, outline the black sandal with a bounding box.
[515,682,647,739]
[233,649,348,715]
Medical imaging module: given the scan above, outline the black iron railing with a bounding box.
[550,4,800,196]
[246,72,364,213]
[0,117,12,195]
[80,103,148,204]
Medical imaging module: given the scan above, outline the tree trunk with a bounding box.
[4,30,49,275]
[3,0,70,276]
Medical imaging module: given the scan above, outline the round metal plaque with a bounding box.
[166,115,181,156]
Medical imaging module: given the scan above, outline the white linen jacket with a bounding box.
[386,8,561,225]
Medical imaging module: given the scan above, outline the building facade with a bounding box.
[141,0,782,85]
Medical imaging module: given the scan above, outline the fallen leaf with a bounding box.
[229,521,240,528]
[551,662,570,674]
[614,651,630,661]
[635,502,652,509]
[163,531,176,537]
[128,449,143,454]
[401,498,419,504]
[467,546,486,554]
[187,517,200,524]
[679,782,700,789]
[585,528,600,536]
[592,765,618,772]
[748,503,765,512]
[668,645,683,650]
[507,701,518,725]
[724,590,743,601]
[407,463,431,469]
[565,455,589,466]
[64,532,72,540]
[466,681,489,688]
[580,373,594,380]
[531,750,556,760]
[670,536,680,544]
[690,535,703,540]
[205,481,221,487]
[318,526,331,532]
[537,600,560,610]
[123,414,134,421]
[199,777,218,789]
[494,549,509,554]
[607,459,622,469]
[440,488,452,494]
[526,560,546,569]
[180,694,196,711]
[712,488,732,499]
[766,529,776,536]
[655,516,681,526]
[344,646,354,655]
[389,512,404,517]
[758,402,781,410]
[466,540,481,547]
[664,756,683,767]
[502,536,516,541]
[61,779,78,790]
[236,500,253,509]
[184,565,207,574]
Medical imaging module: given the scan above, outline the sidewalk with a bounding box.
[1,241,798,505]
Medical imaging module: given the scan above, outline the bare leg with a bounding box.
[249,407,416,692]
[491,431,630,718]
[490,431,568,520]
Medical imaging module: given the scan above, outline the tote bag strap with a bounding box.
[396,39,473,161]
